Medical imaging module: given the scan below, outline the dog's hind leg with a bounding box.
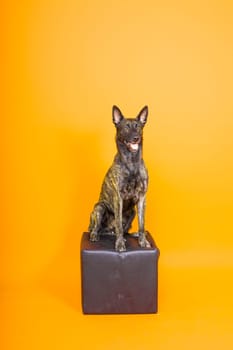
[89,202,106,242]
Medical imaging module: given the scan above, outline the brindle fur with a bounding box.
[88,105,151,252]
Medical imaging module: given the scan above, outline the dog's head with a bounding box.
[112,105,148,153]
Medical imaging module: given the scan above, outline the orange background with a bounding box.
[2,0,233,349]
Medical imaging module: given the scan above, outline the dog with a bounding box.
[88,105,151,252]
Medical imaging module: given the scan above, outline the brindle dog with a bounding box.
[88,105,151,252]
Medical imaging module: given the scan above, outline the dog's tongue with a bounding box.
[130,143,139,152]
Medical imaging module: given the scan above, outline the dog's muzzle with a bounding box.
[124,137,141,153]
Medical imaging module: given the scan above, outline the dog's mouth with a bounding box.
[124,140,140,153]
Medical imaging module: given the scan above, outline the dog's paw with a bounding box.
[138,234,151,248]
[89,231,99,242]
[115,237,126,252]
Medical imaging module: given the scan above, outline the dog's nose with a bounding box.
[133,136,140,143]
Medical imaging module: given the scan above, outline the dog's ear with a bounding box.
[137,106,148,125]
[112,105,124,126]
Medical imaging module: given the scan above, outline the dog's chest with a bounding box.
[119,172,146,201]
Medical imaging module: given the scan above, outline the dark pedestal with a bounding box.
[81,232,160,314]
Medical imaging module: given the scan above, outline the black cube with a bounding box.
[81,232,159,314]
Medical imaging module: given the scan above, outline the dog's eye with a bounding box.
[125,123,131,130]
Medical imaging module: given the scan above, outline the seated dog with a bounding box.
[88,105,151,252]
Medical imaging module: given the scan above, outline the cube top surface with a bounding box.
[81,232,159,255]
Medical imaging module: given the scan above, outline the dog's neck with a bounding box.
[115,139,142,173]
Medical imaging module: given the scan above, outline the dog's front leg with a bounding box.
[114,195,126,252]
[137,194,151,248]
